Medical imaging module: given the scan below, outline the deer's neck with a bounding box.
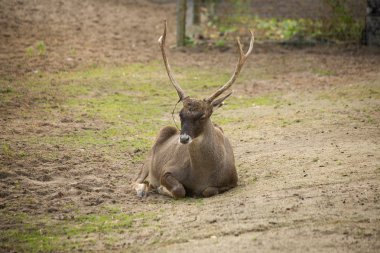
[188,119,223,171]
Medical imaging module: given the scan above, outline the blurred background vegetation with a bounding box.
[181,0,365,46]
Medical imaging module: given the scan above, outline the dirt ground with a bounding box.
[0,0,379,252]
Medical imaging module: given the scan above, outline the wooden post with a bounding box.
[177,0,187,47]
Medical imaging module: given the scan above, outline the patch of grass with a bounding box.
[1,142,27,159]
[25,46,34,57]
[317,84,380,101]
[215,39,226,47]
[213,114,243,126]
[249,176,258,184]
[67,93,166,123]
[0,210,154,253]
[280,119,291,127]
[245,123,255,129]
[185,36,195,46]
[69,47,77,57]
[18,63,176,154]
[313,68,336,76]
[0,82,15,106]
[1,228,58,253]
[25,41,47,57]
[179,66,236,94]
[0,86,12,93]
[366,115,375,124]
[36,41,47,56]
[369,88,379,96]
[2,61,271,164]
[1,143,12,158]
[67,213,136,235]
[280,118,302,128]
[34,150,58,163]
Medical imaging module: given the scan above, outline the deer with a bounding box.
[134,21,254,198]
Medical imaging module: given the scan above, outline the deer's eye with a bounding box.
[194,113,205,121]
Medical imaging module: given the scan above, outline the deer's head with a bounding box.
[159,21,254,144]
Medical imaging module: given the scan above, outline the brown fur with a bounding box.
[155,126,178,146]
[134,97,238,198]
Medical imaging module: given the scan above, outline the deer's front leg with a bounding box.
[160,172,186,198]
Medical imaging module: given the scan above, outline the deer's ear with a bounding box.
[211,91,233,109]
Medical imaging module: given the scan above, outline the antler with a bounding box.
[158,20,187,101]
[205,31,254,102]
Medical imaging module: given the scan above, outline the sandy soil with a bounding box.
[0,0,379,252]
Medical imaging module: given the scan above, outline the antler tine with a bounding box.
[206,30,254,102]
[158,20,187,101]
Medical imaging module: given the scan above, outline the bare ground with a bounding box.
[0,0,380,252]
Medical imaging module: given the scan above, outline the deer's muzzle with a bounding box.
[179,134,191,144]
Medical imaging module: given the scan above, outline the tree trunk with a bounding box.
[176,0,187,47]
[193,0,201,25]
[187,0,194,27]
[186,0,201,26]
[364,0,380,46]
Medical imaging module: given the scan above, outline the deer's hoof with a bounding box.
[134,183,148,198]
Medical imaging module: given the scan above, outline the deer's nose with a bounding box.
[179,134,190,144]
